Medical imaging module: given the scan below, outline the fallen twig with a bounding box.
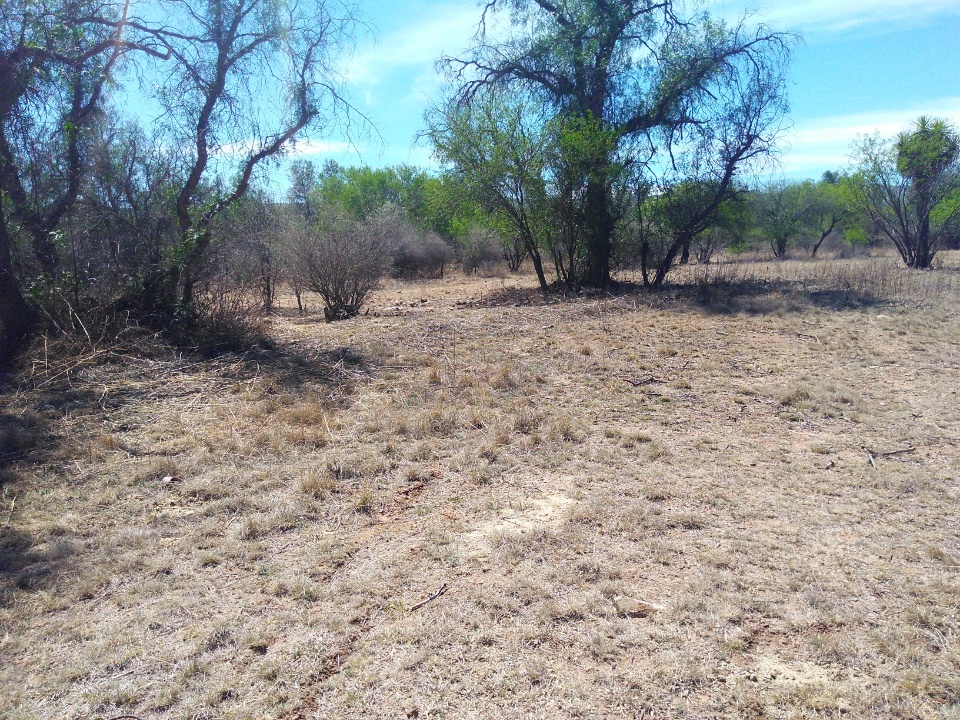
[872,446,917,458]
[863,445,917,465]
[621,375,661,387]
[410,582,448,611]
[2,495,16,529]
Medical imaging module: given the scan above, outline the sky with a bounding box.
[287,0,960,182]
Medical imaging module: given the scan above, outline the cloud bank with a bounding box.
[781,97,960,177]
[712,0,960,32]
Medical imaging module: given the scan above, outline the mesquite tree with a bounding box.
[0,0,168,361]
[427,93,551,291]
[145,0,363,316]
[444,0,793,289]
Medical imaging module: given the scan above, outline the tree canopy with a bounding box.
[441,0,794,288]
[852,117,960,269]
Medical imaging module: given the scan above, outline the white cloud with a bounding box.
[344,4,481,89]
[779,98,960,177]
[711,0,960,32]
[405,69,445,106]
[287,139,355,156]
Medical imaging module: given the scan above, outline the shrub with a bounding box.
[460,226,503,274]
[392,230,455,279]
[298,205,400,321]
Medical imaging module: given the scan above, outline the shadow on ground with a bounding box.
[687,277,890,314]
[0,407,65,601]
[470,276,891,315]
[0,337,376,601]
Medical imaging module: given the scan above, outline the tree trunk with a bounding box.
[914,214,933,269]
[181,275,195,309]
[771,235,789,259]
[639,238,651,288]
[583,178,612,288]
[811,223,836,258]
[650,234,689,289]
[520,227,549,293]
[0,200,32,363]
[530,247,549,294]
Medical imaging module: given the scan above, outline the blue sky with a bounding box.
[292,0,960,181]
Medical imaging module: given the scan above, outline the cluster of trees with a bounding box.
[282,161,454,319]
[749,176,849,259]
[0,0,362,360]
[733,119,960,266]
[2,0,958,363]
[425,1,960,291]
[426,0,795,292]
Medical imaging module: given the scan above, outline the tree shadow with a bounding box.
[0,527,79,598]
[221,342,375,395]
[685,276,891,315]
[0,336,377,600]
[0,406,72,600]
[0,408,48,474]
[463,275,890,315]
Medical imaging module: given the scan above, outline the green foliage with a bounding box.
[851,117,960,268]
[744,176,865,258]
[426,91,551,287]
[896,117,960,187]
[439,0,793,288]
[309,164,476,245]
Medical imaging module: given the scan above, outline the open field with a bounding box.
[2,254,959,719]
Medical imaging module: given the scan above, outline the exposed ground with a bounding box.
[2,254,959,719]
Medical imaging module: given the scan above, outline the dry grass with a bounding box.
[2,252,959,719]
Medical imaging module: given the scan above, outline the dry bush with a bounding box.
[180,284,268,353]
[392,230,455,279]
[460,226,504,275]
[297,205,401,321]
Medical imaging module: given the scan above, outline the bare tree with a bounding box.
[146,0,365,316]
[0,0,168,360]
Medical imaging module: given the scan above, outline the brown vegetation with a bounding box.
[1,254,959,719]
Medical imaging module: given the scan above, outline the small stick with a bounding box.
[410,582,448,611]
[872,446,917,458]
[863,447,876,469]
[622,375,660,387]
[2,496,16,529]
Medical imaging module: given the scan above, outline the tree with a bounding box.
[80,119,179,303]
[0,0,168,361]
[691,197,752,264]
[427,92,551,290]
[314,165,433,224]
[803,178,847,258]
[636,47,789,287]
[445,0,793,288]
[851,117,960,269]
[147,0,363,316]
[289,159,319,220]
[752,181,807,258]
